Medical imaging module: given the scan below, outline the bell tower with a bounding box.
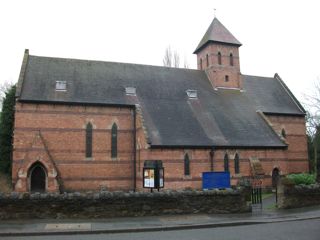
[194,18,242,89]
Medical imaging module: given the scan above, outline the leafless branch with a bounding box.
[304,77,320,138]
[163,46,172,67]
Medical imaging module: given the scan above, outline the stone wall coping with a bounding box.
[0,189,242,201]
[285,183,320,194]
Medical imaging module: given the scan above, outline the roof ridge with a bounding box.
[242,74,275,79]
[28,54,203,73]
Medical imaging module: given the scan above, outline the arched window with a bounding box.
[86,122,93,158]
[229,53,234,66]
[234,153,240,174]
[218,52,222,65]
[200,58,203,70]
[225,75,229,82]
[206,54,209,67]
[224,153,229,172]
[111,123,118,158]
[281,129,286,139]
[184,153,190,176]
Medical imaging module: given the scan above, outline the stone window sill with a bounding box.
[183,175,192,180]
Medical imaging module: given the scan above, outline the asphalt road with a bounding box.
[2,219,320,240]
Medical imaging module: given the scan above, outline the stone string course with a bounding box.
[0,189,250,220]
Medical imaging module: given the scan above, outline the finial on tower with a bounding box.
[214,8,216,18]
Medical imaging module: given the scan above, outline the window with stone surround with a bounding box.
[184,153,190,176]
[111,123,118,158]
[86,122,93,158]
[281,129,286,139]
[224,153,229,172]
[234,153,240,174]
[230,53,234,66]
[206,54,209,67]
[218,52,222,65]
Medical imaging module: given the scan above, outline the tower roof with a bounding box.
[194,17,242,53]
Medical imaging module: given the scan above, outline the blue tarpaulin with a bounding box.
[202,172,231,189]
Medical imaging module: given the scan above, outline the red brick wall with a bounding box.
[12,103,309,192]
[196,44,242,89]
[13,103,135,192]
[266,115,309,174]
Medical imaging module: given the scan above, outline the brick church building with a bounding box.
[12,17,308,193]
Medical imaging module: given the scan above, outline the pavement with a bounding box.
[1,195,320,237]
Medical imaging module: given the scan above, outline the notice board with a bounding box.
[202,172,231,190]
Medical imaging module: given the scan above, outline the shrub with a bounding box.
[286,173,316,185]
[281,177,295,186]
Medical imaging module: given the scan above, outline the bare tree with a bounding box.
[163,46,188,69]
[183,57,189,69]
[163,46,173,67]
[304,79,320,137]
[173,51,180,68]
[304,78,320,179]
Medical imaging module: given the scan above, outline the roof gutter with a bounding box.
[263,112,305,117]
[18,99,135,108]
[149,144,287,150]
[193,40,242,54]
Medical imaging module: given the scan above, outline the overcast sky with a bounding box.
[1,0,319,102]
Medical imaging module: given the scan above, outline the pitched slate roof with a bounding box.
[17,54,304,148]
[243,75,305,115]
[194,18,242,53]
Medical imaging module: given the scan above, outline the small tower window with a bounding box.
[206,54,209,67]
[224,153,229,172]
[184,153,190,176]
[281,129,286,139]
[111,123,118,158]
[218,52,222,65]
[234,153,240,174]
[200,58,203,70]
[85,122,93,158]
[225,75,229,82]
[230,53,234,66]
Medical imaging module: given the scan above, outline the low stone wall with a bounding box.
[0,189,250,220]
[277,182,320,209]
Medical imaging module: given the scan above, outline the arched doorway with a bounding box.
[272,168,280,188]
[29,163,47,192]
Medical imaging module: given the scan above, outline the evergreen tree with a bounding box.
[0,85,16,175]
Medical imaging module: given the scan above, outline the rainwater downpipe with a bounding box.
[133,106,137,191]
[210,147,215,172]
